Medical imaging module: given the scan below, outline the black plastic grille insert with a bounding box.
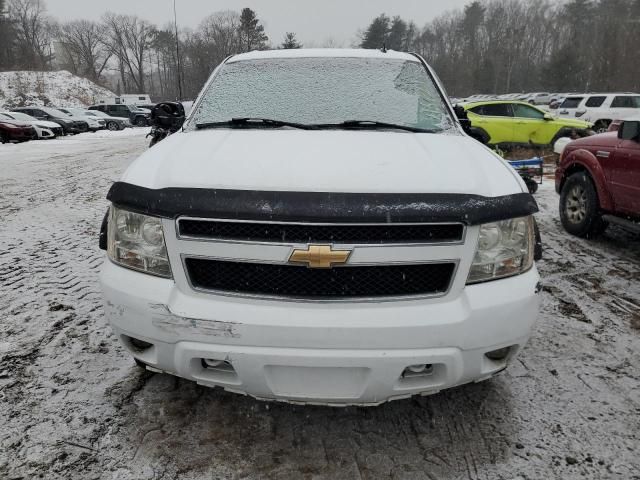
[185,258,456,299]
[179,219,463,244]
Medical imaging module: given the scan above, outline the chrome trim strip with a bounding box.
[175,216,467,247]
[180,254,460,304]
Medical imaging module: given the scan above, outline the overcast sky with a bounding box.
[46,0,469,46]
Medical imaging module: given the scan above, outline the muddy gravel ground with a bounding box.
[1,131,639,480]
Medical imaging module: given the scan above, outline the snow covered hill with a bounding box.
[0,70,115,109]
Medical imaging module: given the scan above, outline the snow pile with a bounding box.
[0,70,115,109]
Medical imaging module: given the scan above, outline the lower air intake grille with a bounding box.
[185,258,456,299]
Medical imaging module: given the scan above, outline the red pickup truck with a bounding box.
[556,118,640,237]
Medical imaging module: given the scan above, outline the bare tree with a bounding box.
[57,20,111,82]
[8,0,55,69]
[102,13,156,93]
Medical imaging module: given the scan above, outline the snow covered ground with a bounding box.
[0,71,115,109]
[0,132,638,479]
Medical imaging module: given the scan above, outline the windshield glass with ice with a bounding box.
[189,57,454,132]
[5,112,36,121]
[41,107,72,118]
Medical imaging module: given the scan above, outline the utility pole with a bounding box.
[173,0,183,101]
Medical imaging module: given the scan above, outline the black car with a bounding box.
[88,104,150,127]
[12,107,88,134]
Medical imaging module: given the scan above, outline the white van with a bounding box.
[98,95,152,107]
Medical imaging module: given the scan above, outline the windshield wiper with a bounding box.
[311,120,439,133]
[196,118,313,130]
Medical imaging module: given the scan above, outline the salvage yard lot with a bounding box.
[0,131,639,479]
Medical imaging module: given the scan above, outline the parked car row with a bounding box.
[455,99,593,148]
[0,103,144,144]
[454,91,640,123]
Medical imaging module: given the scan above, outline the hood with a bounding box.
[122,130,525,197]
[67,115,92,123]
[36,120,63,128]
[0,119,31,127]
[566,131,619,149]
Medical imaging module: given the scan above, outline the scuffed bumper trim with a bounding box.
[106,182,539,226]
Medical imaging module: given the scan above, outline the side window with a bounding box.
[471,103,512,117]
[560,97,584,109]
[512,104,545,119]
[139,96,146,101]
[585,96,606,108]
[611,96,640,108]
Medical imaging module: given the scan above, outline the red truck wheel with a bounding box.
[559,172,608,238]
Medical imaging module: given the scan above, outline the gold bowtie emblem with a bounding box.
[289,245,351,269]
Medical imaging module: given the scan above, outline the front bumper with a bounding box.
[100,261,541,406]
[7,128,35,141]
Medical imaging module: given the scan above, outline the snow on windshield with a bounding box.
[190,57,454,132]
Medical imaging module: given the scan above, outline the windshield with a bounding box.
[64,108,84,116]
[560,98,583,109]
[7,112,36,121]
[189,57,454,132]
[41,107,70,117]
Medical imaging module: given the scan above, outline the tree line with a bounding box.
[1,0,639,101]
[0,0,302,100]
[360,0,640,96]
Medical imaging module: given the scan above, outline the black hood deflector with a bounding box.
[106,182,538,226]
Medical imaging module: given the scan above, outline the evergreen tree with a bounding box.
[360,14,390,49]
[281,32,302,49]
[386,16,407,51]
[239,8,269,51]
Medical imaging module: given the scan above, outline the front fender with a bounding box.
[561,149,614,211]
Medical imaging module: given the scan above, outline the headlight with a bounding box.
[36,124,49,128]
[467,216,535,284]
[107,206,172,278]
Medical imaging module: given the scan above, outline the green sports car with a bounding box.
[462,100,593,147]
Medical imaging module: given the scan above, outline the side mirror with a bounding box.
[618,120,640,141]
[543,113,554,121]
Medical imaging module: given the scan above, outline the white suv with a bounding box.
[99,49,541,406]
[557,93,640,132]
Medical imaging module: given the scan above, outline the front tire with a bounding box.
[135,117,147,127]
[107,121,119,131]
[0,131,8,144]
[559,172,608,238]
